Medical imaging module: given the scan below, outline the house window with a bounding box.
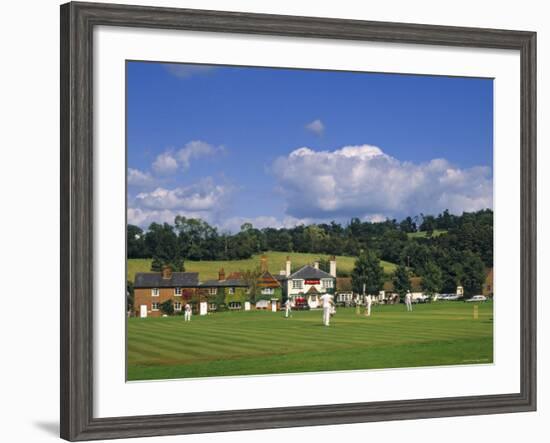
[261,287,274,295]
[174,302,182,311]
[208,288,217,296]
[322,279,334,289]
[292,280,303,290]
[228,287,235,294]
[174,287,182,296]
[152,288,159,296]
[208,303,217,311]
[228,301,241,309]
[151,302,159,311]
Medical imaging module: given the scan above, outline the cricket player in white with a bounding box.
[184,303,192,321]
[284,299,292,318]
[365,294,372,317]
[320,293,334,326]
[405,290,413,312]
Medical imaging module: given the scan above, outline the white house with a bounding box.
[285,257,337,308]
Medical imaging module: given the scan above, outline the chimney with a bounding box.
[218,268,225,281]
[285,256,291,277]
[313,261,319,270]
[162,265,173,279]
[260,255,268,272]
[330,256,337,277]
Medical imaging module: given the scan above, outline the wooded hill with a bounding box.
[127,209,493,295]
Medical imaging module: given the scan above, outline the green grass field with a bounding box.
[407,229,448,239]
[127,251,397,282]
[127,301,493,381]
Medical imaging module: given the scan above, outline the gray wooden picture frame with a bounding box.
[60,2,537,441]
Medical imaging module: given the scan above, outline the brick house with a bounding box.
[200,268,249,311]
[200,256,283,312]
[134,266,200,318]
[254,256,283,311]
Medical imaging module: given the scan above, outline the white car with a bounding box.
[465,295,487,302]
[439,294,460,300]
[412,294,430,303]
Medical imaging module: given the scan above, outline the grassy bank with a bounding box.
[128,251,397,282]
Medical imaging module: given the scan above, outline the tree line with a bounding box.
[128,209,492,295]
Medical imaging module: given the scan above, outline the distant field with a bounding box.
[127,251,397,282]
[407,229,448,239]
[127,301,493,381]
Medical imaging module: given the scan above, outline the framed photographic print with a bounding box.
[60,1,536,441]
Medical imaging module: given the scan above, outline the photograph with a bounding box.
[125,61,495,382]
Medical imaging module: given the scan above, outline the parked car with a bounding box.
[412,294,430,304]
[465,295,487,303]
[438,293,458,300]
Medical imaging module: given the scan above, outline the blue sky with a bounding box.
[127,61,493,232]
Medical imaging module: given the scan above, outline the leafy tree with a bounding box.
[150,256,163,272]
[392,264,411,297]
[400,242,433,275]
[304,225,327,253]
[240,267,263,303]
[126,280,134,313]
[318,257,331,274]
[421,260,443,295]
[127,224,146,258]
[263,228,292,251]
[435,209,457,230]
[145,222,184,270]
[460,251,486,295]
[159,299,174,316]
[351,251,384,295]
[379,229,407,263]
[419,214,436,235]
[399,216,417,233]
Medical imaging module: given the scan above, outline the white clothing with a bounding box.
[320,293,333,308]
[405,294,413,312]
[366,295,372,316]
[323,307,331,326]
[320,294,333,326]
[184,304,192,321]
[285,300,291,318]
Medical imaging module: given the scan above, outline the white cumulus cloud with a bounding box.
[177,140,224,170]
[152,151,179,175]
[127,208,182,227]
[134,179,230,212]
[272,144,492,220]
[127,168,155,187]
[128,177,233,228]
[151,141,224,175]
[305,119,325,136]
